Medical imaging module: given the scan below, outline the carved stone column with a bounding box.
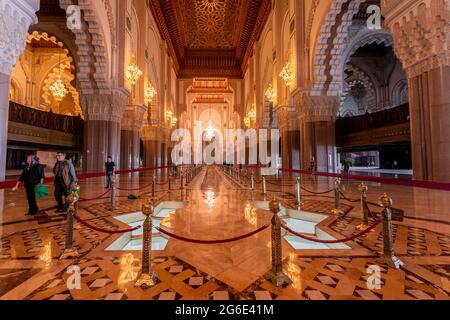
[298,94,339,173]
[276,105,301,170]
[120,104,146,169]
[382,0,450,181]
[81,90,127,172]
[0,0,38,180]
[141,123,164,168]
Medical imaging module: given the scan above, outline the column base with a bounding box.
[264,270,293,288]
[134,271,158,288]
[60,248,80,260]
[378,255,405,269]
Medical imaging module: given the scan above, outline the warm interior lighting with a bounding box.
[126,63,143,86]
[205,121,215,141]
[145,82,157,102]
[265,83,277,102]
[49,76,68,102]
[279,61,295,87]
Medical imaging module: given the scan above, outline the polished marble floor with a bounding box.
[0,166,449,300]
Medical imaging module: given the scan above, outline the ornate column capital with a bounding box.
[297,92,339,123]
[81,89,128,123]
[275,105,299,131]
[0,0,39,75]
[382,0,450,78]
[121,104,147,131]
[140,123,165,141]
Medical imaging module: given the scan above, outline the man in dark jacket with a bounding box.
[105,156,115,189]
[13,155,45,216]
[53,152,78,213]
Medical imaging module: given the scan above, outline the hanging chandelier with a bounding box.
[279,61,295,87]
[126,63,143,86]
[49,75,68,102]
[244,116,250,128]
[171,117,178,127]
[145,82,157,102]
[205,121,215,141]
[265,84,277,102]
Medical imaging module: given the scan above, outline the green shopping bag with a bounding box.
[34,184,49,200]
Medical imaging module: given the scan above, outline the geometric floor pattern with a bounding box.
[19,255,450,300]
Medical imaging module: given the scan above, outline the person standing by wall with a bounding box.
[105,156,115,189]
[12,155,45,216]
[53,152,77,213]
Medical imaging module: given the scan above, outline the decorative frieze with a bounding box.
[296,93,340,123]
[121,104,147,131]
[0,0,38,75]
[382,0,450,78]
[81,89,128,123]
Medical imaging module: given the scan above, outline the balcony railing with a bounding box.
[8,101,84,135]
[336,103,410,136]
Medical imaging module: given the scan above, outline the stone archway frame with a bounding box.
[59,0,113,95]
[311,0,367,96]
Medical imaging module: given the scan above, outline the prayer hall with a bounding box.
[0,0,449,304]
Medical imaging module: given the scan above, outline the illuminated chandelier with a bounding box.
[126,62,143,86]
[279,61,295,87]
[205,121,215,141]
[145,82,157,102]
[265,84,277,102]
[49,75,68,102]
[50,48,68,102]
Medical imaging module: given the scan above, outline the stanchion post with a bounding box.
[331,178,344,215]
[180,174,184,190]
[379,194,404,269]
[295,176,302,206]
[265,200,292,287]
[168,175,172,193]
[357,182,369,230]
[135,201,158,288]
[251,172,255,191]
[152,175,156,199]
[262,176,267,195]
[60,184,80,260]
[110,175,116,211]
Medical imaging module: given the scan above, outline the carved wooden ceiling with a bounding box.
[148,0,272,78]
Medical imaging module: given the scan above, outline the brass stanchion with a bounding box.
[295,176,302,206]
[60,184,80,260]
[110,175,116,211]
[379,194,404,269]
[265,200,292,287]
[135,201,158,288]
[262,176,267,195]
[152,175,156,198]
[331,178,344,215]
[251,172,255,191]
[168,175,172,193]
[180,174,184,190]
[357,182,369,230]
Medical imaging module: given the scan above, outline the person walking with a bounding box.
[12,155,45,216]
[53,152,77,213]
[105,156,115,189]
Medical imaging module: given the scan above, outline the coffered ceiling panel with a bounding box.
[148,0,271,78]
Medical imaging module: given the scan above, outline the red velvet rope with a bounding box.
[339,190,360,203]
[278,168,450,192]
[116,183,153,192]
[154,225,269,244]
[301,186,334,195]
[79,189,111,202]
[281,219,381,244]
[73,213,141,234]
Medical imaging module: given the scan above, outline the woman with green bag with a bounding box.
[12,155,45,216]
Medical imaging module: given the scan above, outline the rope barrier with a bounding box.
[300,186,334,195]
[73,212,141,234]
[281,219,381,244]
[154,225,269,244]
[116,183,153,192]
[339,190,360,203]
[79,189,111,202]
